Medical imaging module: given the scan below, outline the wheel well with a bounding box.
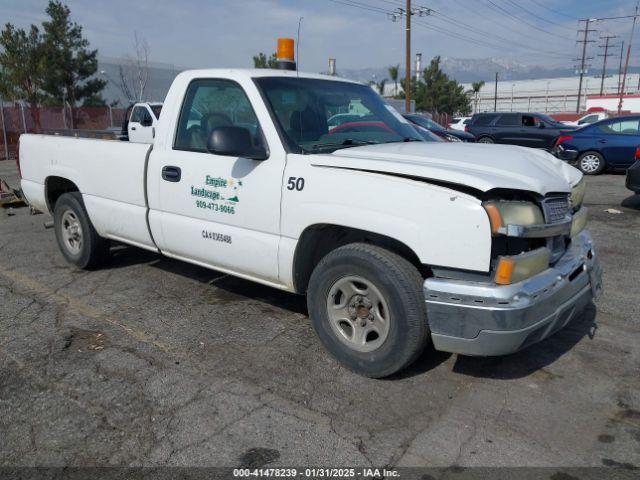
[292,224,429,294]
[45,177,79,212]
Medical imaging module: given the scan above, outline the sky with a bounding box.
[1,0,639,72]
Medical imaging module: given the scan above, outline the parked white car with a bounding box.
[125,102,163,143]
[449,116,471,131]
[561,111,608,127]
[17,68,602,378]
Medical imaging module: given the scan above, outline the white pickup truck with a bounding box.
[123,102,163,143]
[18,69,602,377]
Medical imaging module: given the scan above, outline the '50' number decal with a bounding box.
[287,177,305,191]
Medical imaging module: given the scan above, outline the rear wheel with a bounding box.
[307,243,429,378]
[54,192,110,269]
[477,136,494,144]
[578,151,605,175]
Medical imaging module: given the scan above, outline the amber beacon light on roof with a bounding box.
[276,38,296,71]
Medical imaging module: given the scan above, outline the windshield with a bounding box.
[405,114,444,132]
[255,77,423,153]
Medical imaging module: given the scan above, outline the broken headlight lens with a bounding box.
[570,178,586,210]
[483,201,545,235]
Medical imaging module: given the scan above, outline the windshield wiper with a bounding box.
[308,138,378,152]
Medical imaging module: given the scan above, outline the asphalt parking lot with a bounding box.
[1,159,639,470]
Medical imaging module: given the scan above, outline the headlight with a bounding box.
[570,206,588,237]
[570,178,586,210]
[495,248,551,285]
[446,134,462,142]
[483,201,544,234]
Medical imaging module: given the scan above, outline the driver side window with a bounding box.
[174,79,261,152]
[130,107,144,123]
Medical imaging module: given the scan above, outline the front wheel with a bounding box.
[54,192,110,269]
[307,243,429,378]
[578,151,605,175]
[477,136,494,144]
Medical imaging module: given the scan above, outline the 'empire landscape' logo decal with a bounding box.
[191,175,244,215]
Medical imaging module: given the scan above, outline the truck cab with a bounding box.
[125,102,163,143]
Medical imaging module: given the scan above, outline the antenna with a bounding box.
[297,17,303,75]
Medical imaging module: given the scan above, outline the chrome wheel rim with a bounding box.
[61,210,83,255]
[580,154,600,173]
[326,275,390,353]
[478,137,493,143]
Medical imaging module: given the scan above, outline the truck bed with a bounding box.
[19,134,156,250]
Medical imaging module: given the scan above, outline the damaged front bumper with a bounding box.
[424,230,602,356]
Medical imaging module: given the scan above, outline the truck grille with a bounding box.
[541,196,571,264]
[542,196,570,224]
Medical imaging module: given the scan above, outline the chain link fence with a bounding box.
[0,103,126,161]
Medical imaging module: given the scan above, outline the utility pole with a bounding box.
[618,2,639,113]
[576,18,597,113]
[494,72,498,112]
[388,4,430,113]
[618,40,625,94]
[405,0,412,113]
[598,35,616,95]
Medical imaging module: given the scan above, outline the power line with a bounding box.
[423,8,575,58]
[326,0,578,73]
[326,0,392,15]
[483,0,576,41]
[502,0,576,30]
[528,0,579,20]
[373,0,575,59]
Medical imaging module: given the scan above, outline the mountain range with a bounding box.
[339,57,640,84]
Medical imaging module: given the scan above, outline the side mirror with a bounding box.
[141,118,153,127]
[207,126,268,160]
[538,122,546,129]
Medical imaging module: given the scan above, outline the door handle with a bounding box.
[131,126,136,131]
[597,139,607,144]
[162,166,181,182]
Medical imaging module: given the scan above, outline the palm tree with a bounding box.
[467,80,485,113]
[377,79,387,96]
[388,64,399,97]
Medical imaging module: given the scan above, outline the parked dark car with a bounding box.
[554,115,640,175]
[403,114,476,142]
[466,112,575,150]
[625,157,640,193]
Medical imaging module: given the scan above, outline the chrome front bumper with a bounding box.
[424,230,602,356]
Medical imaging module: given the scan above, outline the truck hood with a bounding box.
[311,142,581,195]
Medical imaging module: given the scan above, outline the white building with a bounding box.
[464,74,640,114]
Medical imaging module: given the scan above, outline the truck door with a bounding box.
[128,105,155,143]
[147,78,284,284]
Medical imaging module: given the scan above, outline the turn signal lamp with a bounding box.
[495,248,551,285]
[276,38,296,71]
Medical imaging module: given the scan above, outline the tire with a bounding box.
[577,151,606,175]
[477,136,494,144]
[307,243,429,378]
[53,192,110,269]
